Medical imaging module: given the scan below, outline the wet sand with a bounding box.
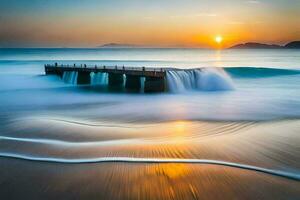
[0,158,299,200]
[0,118,299,199]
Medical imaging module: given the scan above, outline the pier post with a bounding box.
[125,75,141,91]
[108,73,124,87]
[77,72,91,84]
[144,77,165,93]
[45,65,63,77]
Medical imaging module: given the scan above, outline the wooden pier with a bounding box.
[45,63,167,92]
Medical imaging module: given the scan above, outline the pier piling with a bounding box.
[125,75,141,91]
[144,77,165,93]
[108,73,124,87]
[45,64,166,92]
[77,72,91,84]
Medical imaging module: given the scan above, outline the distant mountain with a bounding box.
[284,41,300,49]
[98,41,300,49]
[229,41,300,49]
[229,42,281,49]
[97,43,141,48]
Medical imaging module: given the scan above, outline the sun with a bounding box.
[215,36,223,44]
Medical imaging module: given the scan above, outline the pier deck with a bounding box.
[45,63,166,78]
[45,63,168,92]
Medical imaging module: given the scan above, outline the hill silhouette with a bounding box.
[230,41,300,49]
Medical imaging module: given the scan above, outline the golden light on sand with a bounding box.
[160,121,191,143]
[215,36,223,44]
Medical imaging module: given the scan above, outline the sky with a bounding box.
[0,0,299,48]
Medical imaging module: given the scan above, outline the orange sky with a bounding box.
[0,0,299,48]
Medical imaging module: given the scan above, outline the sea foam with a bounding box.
[166,68,234,93]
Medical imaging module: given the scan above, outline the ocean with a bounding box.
[0,48,299,199]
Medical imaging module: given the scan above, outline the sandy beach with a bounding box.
[1,117,300,199]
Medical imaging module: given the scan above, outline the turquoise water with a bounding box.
[0,48,299,121]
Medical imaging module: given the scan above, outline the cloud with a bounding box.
[143,16,154,20]
[169,13,218,19]
[194,13,218,17]
[253,21,264,24]
[246,0,261,4]
[227,21,245,25]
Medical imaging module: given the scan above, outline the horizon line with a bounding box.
[0,40,299,49]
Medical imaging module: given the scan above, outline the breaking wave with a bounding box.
[166,68,235,93]
[49,67,300,93]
